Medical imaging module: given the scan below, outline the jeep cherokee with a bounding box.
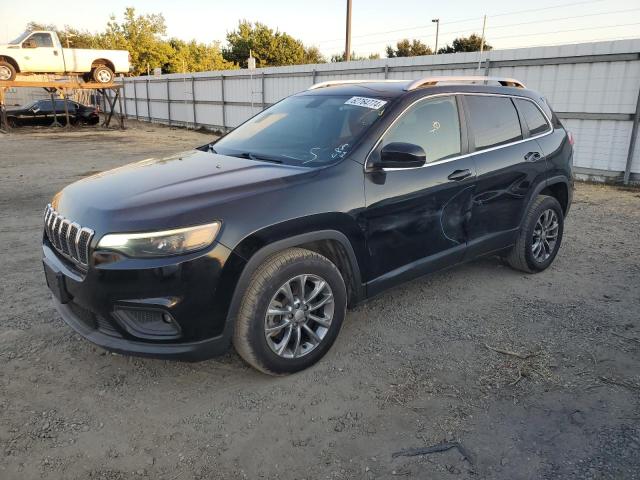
[42,76,573,375]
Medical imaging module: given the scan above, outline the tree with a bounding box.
[386,39,432,58]
[223,21,320,68]
[98,8,173,75]
[26,22,96,48]
[165,38,234,73]
[303,46,326,64]
[437,34,492,54]
[330,51,381,62]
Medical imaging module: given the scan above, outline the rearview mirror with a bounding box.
[378,142,426,169]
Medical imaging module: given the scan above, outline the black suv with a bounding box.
[42,76,573,374]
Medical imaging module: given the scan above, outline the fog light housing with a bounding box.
[113,308,182,340]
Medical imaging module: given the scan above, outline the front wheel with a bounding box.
[505,195,564,273]
[92,65,114,84]
[0,61,16,81]
[233,248,347,375]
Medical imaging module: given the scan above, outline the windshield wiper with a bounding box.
[229,152,283,164]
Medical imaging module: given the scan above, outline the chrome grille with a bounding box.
[44,204,94,267]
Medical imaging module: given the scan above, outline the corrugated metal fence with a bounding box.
[116,39,640,183]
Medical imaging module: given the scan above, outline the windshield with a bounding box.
[9,31,31,45]
[212,94,389,166]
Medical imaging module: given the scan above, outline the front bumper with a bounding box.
[43,238,242,361]
[53,298,230,361]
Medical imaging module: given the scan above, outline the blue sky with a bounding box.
[1,0,639,57]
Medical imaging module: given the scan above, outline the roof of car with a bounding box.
[300,76,532,99]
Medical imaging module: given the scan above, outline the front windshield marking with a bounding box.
[212,94,388,167]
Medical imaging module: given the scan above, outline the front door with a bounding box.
[363,95,476,295]
[21,32,65,73]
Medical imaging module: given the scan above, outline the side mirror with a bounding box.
[378,142,426,169]
[22,40,37,49]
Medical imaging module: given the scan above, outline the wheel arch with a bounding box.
[0,55,20,72]
[540,179,570,214]
[91,58,115,72]
[217,227,366,343]
[520,175,571,229]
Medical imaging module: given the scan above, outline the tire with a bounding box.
[92,65,114,84]
[0,60,16,81]
[506,195,564,273]
[6,117,18,128]
[233,247,347,375]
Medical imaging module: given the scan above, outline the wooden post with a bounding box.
[62,91,71,129]
[0,87,7,132]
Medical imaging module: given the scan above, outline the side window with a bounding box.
[25,33,54,48]
[381,96,461,164]
[514,98,550,136]
[36,101,54,113]
[54,100,76,112]
[465,96,522,151]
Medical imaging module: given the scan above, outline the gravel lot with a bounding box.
[1,122,639,480]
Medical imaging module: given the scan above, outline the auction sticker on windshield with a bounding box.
[344,96,387,110]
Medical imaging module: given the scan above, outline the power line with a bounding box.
[344,14,640,50]
[315,0,607,45]
[490,21,640,41]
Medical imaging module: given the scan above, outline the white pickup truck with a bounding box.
[0,30,130,83]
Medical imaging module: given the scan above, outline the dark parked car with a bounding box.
[7,99,100,127]
[42,76,573,374]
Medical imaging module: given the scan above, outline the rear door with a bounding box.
[461,94,550,258]
[363,95,477,295]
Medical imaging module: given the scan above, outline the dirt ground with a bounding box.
[0,122,639,480]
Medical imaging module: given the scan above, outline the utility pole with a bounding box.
[432,18,440,54]
[345,0,352,61]
[477,15,487,71]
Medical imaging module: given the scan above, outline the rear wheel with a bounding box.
[506,195,564,273]
[0,61,16,81]
[233,247,347,375]
[92,65,114,84]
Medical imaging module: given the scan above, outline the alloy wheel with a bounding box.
[264,274,334,359]
[532,208,559,262]
[0,66,12,81]
[97,69,113,83]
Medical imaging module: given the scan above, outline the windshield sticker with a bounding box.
[331,144,350,159]
[344,96,387,110]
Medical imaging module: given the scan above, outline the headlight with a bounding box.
[97,222,221,258]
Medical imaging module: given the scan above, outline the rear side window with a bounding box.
[465,96,522,151]
[54,100,77,112]
[514,98,550,136]
[381,96,461,163]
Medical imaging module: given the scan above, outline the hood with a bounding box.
[54,149,315,234]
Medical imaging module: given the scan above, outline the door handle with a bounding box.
[53,50,59,56]
[448,169,472,181]
[524,151,543,162]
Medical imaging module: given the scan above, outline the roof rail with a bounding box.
[405,76,526,91]
[308,79,406,90]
